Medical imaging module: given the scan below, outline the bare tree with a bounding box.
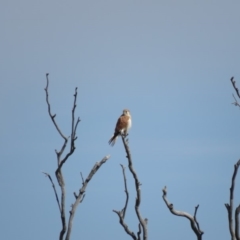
[43,73,110,240]
[42,74,240,240]
[113,136,148,240]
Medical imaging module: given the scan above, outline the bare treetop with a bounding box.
[43,74,110,240]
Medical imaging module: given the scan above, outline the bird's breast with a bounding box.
[127,118,132,130]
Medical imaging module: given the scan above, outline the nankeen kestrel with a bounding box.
[108,109,132,146]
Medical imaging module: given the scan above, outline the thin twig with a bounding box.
[65,155,110,240]
[42,172,61,212]
[80,194,85,203]
[45,73,68,142]
[113,164,133,239]
[120,164,129,219]
[71,88,78,142]
[230,77,240,108]
[194,205,202,233]
[225,159,240,240]
[232,94,240,107]
[162,186,203,240]
[80,172,85,185]
[231,77,240,99]
[57,89,81,169]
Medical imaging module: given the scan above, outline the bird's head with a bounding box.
[123,109,131,116]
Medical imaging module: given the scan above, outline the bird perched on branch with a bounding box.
[108,109,132,146]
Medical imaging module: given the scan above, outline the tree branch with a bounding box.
[231,77,240,99]
[194,205,201,233]
[137,222,142,240]
[65,155,110,240]
[113,162,135,239]
[113,210,137,240]
[225,159,240,240]
[57,87,80,169]
[120,164,129,219]
[121,135,148,240]
[44,74,110,240]
[44,73,81,240]
[230,77,240,108]
[42,172,61,212]
[232,94,240,108]
[45,73,68,143]
[80,172,85,185]
[162,186,203,240]
[113,136,147,240]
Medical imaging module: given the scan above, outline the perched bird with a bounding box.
[108,109,132,146]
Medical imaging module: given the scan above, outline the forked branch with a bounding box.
[112,210,137,240]
[45,73,74,239]
[113,163,133,238]
[43,73,80,240]
[231,77,240,99]
[66,155,110,240]
[113,135,147,240]
[162,186,203,240]
[225,159,240,240]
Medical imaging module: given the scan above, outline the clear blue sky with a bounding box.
[1,1,240,239]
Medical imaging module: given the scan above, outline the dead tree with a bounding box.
[113,136,148,240]
[43,73,110,240]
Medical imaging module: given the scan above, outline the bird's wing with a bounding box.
[115,115,130,132]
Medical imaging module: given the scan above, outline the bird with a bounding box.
[108,109,132,146]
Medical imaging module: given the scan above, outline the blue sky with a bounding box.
[1,0,240,239]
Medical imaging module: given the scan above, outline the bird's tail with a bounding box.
[108,133,119,146]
